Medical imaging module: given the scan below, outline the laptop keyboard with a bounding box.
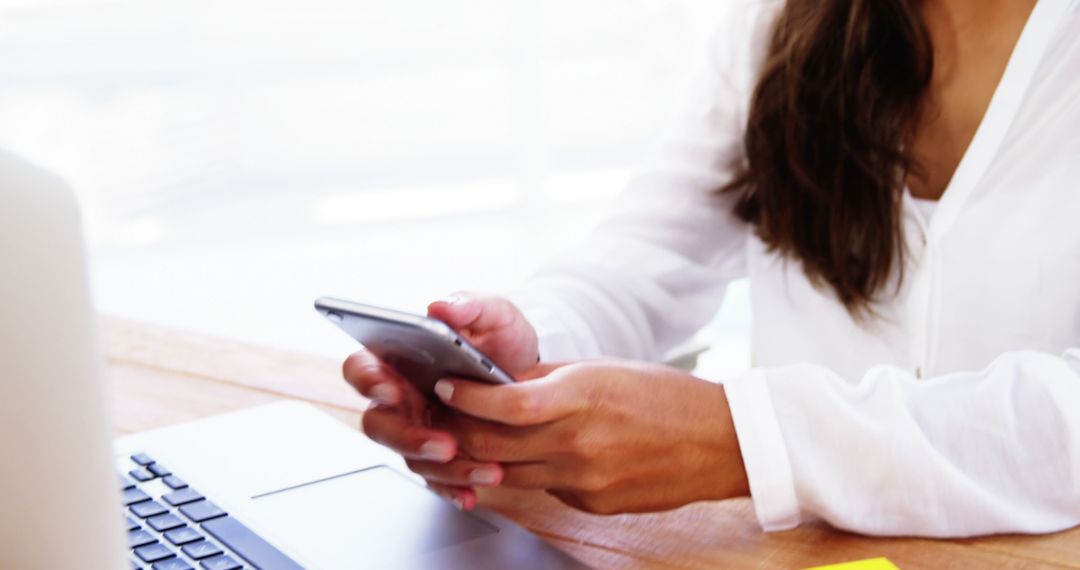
[121,453,301,570]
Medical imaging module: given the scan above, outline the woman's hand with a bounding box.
[342,292,539,509]
[428,360,750,514]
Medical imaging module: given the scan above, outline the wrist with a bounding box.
[700,382,750,501]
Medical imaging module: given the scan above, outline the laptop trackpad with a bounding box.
[247,466,497,570]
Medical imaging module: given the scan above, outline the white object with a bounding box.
[0,149,585,569]
[511,0,1080,537]
[909,196,939,224]
[115,403,583,569]
[0,150,128,570]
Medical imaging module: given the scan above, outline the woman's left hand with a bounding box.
[423,360,750,515]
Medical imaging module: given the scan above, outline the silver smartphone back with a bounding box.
[315,297,514,396]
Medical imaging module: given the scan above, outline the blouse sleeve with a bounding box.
[725,348,1080,536]
[509,2,776,362]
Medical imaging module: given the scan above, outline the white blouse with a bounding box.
[511,0,1080,537]
[910,197,938,223]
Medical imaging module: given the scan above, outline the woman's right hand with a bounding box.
[342,292,540,509]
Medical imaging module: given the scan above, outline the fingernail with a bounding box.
[442,293,473,306]
[434,380,454,402]
[469,467,500,486]
[369,383,399,405]
[419,440,454,462]
[450,496,465,510]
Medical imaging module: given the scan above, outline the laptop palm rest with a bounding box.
[246,465,497,570]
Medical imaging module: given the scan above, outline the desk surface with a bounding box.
[103,317,1080,569]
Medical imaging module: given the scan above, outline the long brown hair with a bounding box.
[723,0,934,316]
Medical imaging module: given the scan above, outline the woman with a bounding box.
[344,0,1080,537]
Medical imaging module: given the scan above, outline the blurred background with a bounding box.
[0,0,749,377]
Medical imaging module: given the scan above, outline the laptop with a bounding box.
[0,149,588,569]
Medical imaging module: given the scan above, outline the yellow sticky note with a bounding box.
[804,557,899,570]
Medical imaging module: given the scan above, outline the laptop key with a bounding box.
[178,500,226,523]
[120,474,136,490]
[163,487,204,507]
[149,463,172,478]
[134,542,176,563]
[153,559,193,570]
[130,467,156,482]
[131,499,169,519]
[131,453,156,466]
[182,540,223,560]
[128,529,157,549]
[164,525,205,546]
[126,515,141,531]
[162,476,188,490]
[148,513,186,532]
[122,487,151,506]
[200,555,242,570]
[202,516,303,569]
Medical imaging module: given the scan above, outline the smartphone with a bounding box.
[314,296,514,397]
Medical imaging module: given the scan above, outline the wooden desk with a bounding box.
[104,317,1080,569]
